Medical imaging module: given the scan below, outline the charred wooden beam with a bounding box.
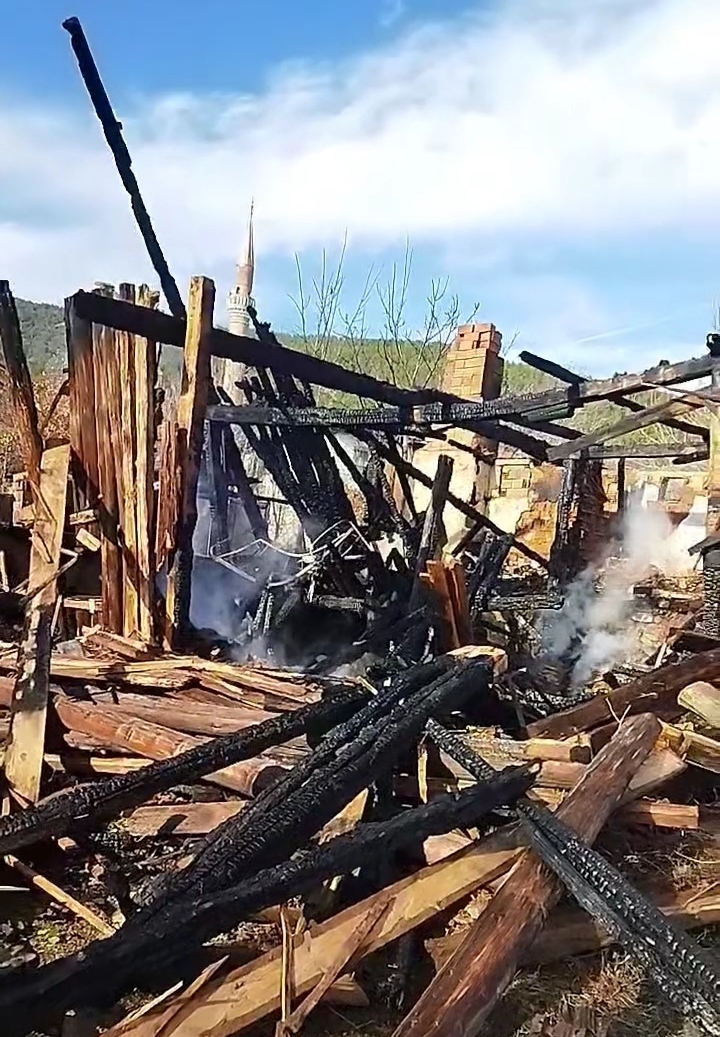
[520,349,709,441]
[547,394,708,462]
[62,18,185,318]
[208,404,550,459]
[526,645,720,739]
[583,442,708,459]
[0,686,366,857]
[522,350,714,404]
[73,291,446,408]
[0,766,533,1036]
[133,660,481,923]
[364,433,548,569]
[393,713,661,1037]
[410,455,453,608]
[522,803,720,1035]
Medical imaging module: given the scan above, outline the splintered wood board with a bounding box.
[5,444,70,802]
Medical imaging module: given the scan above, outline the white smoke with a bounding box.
[540,502,691,687]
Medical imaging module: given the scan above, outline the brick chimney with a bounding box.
[441,323,503,400]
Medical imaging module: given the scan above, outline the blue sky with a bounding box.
[2,0,720,375]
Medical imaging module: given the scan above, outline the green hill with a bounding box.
[15,298,66,374]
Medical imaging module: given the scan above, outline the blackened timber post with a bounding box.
[702,333,720,635]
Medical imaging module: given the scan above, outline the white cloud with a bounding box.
[1,0,720,354]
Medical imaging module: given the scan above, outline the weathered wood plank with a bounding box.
[111,835,525,1037]
[92,286,123,633]
[163,277,215,649]
[118,284,140,638]
[133,284,159,643]
[4,444,70,802]
[65,296,99,507]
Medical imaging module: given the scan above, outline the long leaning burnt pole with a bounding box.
[62,16,186,320]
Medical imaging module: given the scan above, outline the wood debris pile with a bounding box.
[0,16,719,1037]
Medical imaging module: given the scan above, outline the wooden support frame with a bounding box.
[547,394,707,463]
[4,444,70,803]
[163,277,215,649]
[520,349,709,441]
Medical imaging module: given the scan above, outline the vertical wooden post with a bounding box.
[134,285,159,642]
[4,444,70,803]
[92,285,123,634]
[164,276,215,649]
[703,340,720,634]
[616,457,626,517]
[65,297,99,507]
[410,454,454,610]
[118,284,140,637]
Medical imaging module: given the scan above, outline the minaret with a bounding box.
[220,202,256,399]
[227,201,256,339]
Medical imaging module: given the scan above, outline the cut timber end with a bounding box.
[5,444,70,803]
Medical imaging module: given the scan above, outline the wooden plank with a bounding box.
[678,681,720,730]
[278,898,390,1036]
[52,696,290,796]
[133,284,159,643]
[163,277,215,649]
[526,646,720,739]
[426,881,720,971]
[65,296,99,507]
[425,560,460,650]
[4,444,70,802]
[660,722,720,773]
[154,418,180,577]
[87,690,276,737]
[392,713,660,1037]
[112,835,526,1037]
[92,287,123,633]
[117,284,140,639]
[123,802,245,838]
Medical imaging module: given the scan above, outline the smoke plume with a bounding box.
[540,502,691,687]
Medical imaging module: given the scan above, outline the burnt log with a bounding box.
[0,686,366,857]
[0,767,534,1035]
[133,659,485,921]
[526,646,720,739]
[522,803,720,1035]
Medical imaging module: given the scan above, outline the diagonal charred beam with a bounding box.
[72,291,447,408]
[0,767,534,1037]
[522,803,720,1035]
[547,394,709,463]
[0,687,367,857]
[520,349,708,441]
[62,19,185,319]
[364,433,549,568]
